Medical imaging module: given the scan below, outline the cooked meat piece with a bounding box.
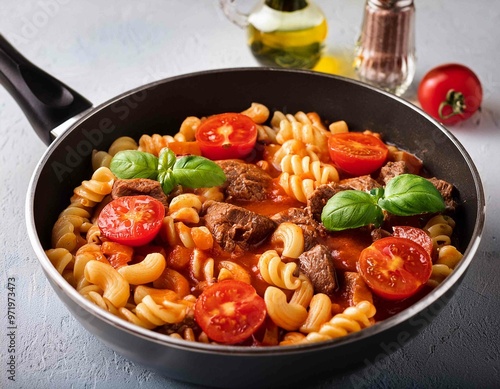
[111,178,169,207]
[378,161,409,185]
[203,201,277,252]
[216,159,272,202]
[307,182,343,222]
[428,177,457,211]
[298,244,337,297]
[340,175,381,192]
[341,272,373,306]
[271,207,325,250]
[307,176,381,222]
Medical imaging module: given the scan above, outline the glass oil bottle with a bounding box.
[220,0,328,69]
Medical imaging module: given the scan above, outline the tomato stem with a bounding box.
[438,89,466,120]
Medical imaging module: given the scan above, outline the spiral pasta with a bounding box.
[138,133,176,156]
[118,295,188,330]
[45,248,74,276]
[174,116,201,142]
[280,154,339,184]
[218,260,252,284]
[241,102,270,124]
[271,222,305,259]
[272,111,330,158]
[84,260,130,308]
[70,167,115,208]
[279,172,317,203]
[299,293,333,334]
[108,136,138,156]
[427,244,463,287]
[302,301,376,343]
[272,139,321,169]
[264,286,308,331]
[91,150,113,170]
[51,168,114,254]
[424,215,455,251]
[258,250,301,290]
[159,216,213,250]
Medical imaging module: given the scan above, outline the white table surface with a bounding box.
[1,1,499,388]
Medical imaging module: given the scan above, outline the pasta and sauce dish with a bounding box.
[45,103,463,346]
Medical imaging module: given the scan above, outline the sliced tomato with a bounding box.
[97,195,165,247]
[357,237,432,300]
[195,113,257,160]
[393,226,433,258]
[194,280,266,344]
[328,132,388,176]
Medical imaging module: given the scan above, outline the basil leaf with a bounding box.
[158,170,177,195]
[378,174,445,216]
[110,150,158,179]
[321,190,384,231]
[172,156,226,188]
[158,148,176,171]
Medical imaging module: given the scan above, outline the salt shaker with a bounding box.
[354,0,416,96]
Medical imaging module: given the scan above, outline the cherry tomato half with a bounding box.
[328,132,388,176]
[98,195,165,247]
[195,113,257,160]
[418,64,482,125]
[194,280,266,344]
[392,226,433,258]
[357,237,432,300]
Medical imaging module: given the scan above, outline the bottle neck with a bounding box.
[265,0,309,12]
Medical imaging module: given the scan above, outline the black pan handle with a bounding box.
[0,34,92,145]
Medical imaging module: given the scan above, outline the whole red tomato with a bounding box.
[418,64,482,125]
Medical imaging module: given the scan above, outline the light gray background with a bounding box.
[1,1,499,388]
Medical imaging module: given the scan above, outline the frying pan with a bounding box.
[1,34,484,388]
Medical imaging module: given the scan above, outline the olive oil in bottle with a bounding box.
[247,0,327,69]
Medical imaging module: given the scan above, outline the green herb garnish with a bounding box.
[110,148,226,194]
[321,174,446,231]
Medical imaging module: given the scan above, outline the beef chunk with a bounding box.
[340,175,381,192]
[341,272,373,306]
[307,182,343,222]
[428,177,457,211]
[216,160,272,202]
[307,177,382,222]
[203,201,277,251]
[378,161,409,185]
[112,178,169,207]
[300,173,388,231]
[298,244,337,297]
[271,207,325,250]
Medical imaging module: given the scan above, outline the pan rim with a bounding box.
[25,67,486,356]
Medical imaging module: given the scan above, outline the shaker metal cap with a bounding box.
[368,0,413,8]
